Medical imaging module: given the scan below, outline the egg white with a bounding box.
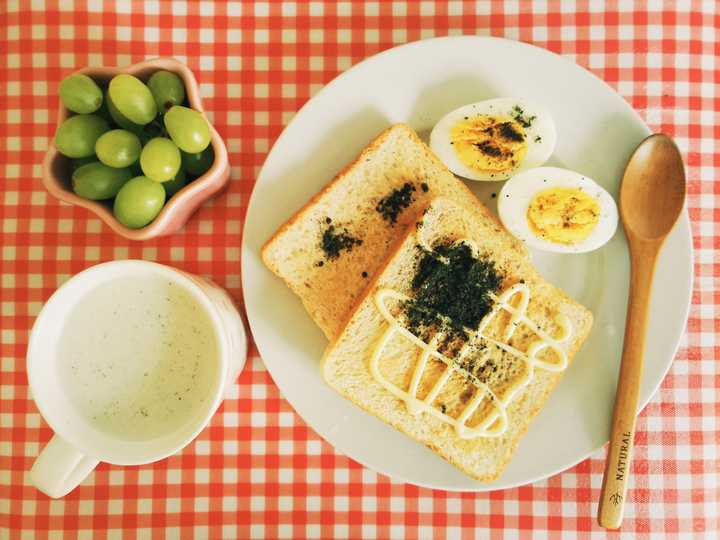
[430,97,556,182]
[497,166,619,254]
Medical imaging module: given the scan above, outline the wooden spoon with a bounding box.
[597,134,686,529]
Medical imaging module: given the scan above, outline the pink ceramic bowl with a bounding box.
[42,58,230,241]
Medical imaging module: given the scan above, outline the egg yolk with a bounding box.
[450,115,528,173]
[526,188,600,244]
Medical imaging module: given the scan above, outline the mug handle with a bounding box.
[30,435,99,498]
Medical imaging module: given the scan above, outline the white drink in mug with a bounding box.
[27,261,247,498]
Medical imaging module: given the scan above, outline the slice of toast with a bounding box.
[321,197,593,481]
[262,124,526,339]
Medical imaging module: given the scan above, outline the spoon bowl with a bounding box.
[620,134,686,241]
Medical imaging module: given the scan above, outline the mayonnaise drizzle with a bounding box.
[369,239,572,439]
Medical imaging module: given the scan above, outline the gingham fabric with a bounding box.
[1,1,718,538]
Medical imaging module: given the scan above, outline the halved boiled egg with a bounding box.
[430,98,556,181]
[497,167,619,254]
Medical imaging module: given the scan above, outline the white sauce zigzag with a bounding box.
[369,239,572,439]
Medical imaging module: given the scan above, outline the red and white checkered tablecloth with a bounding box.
[1,1,718,538]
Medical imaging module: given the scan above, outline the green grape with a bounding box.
[54,114,109,158]
[72,156,98,170]
[147,71,186,112]
[59,74,103,114]
[72,162,132,200]
[181,146,214,177]
[106,90,144,134]
[140,137,181,182]
[164,106,211,153]
[95,129,142,168]
[162,168,187,198]
[108,74,157,125]
[114,176,166,229]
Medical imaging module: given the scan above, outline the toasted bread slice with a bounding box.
[262,124,526,339]
[322,198,593,481]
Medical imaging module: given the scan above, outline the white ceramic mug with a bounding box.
[27,260,247,498]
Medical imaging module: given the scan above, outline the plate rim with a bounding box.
[241,35,694,491]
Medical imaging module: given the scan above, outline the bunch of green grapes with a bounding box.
[55,71,215,229]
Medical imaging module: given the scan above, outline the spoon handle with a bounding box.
[598,241,660,529]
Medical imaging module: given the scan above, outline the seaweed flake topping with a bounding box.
[403,242,503,339]
[376,182,416,224]
[511,105,536,129]
[321,224,362,260]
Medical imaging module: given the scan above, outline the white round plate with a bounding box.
[242,36,693,491]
